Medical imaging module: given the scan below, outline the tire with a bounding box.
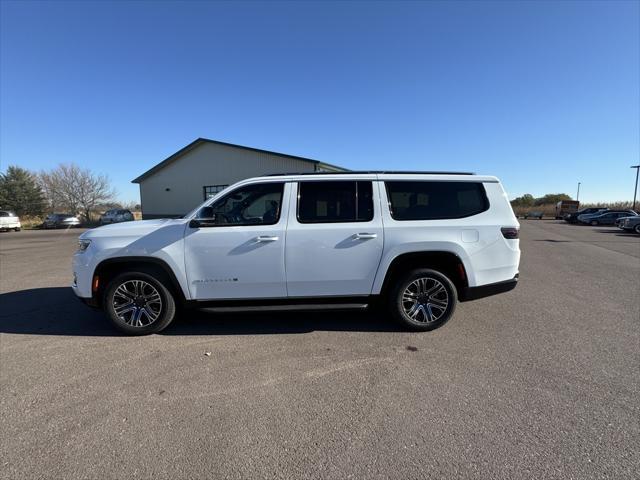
[389,268,457,331]
[591,220,598,226]
[103,271,176,335]
[635,224,640,234]
[14,227,20,232]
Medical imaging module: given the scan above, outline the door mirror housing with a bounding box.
[189,206,217,228]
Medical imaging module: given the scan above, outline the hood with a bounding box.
[80,218,185,239]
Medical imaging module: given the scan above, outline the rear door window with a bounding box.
[385,181,489,220]
[297,181,373,223]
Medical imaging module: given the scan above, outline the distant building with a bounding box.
[132,138,346,219]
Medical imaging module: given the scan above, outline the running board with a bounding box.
[201,303,369,313]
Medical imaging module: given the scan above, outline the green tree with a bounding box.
[534,193,572,206]
[510,193,535,208]
[0,166,46,216]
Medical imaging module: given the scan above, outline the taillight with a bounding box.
[501,227,519,239]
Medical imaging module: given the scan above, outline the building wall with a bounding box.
[138,142,319,218]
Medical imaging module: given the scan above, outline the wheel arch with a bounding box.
[92,257,187,307]
[376,250,469,299]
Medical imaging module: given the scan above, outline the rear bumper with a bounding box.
[0,222,20,229]
[460,274,518,301]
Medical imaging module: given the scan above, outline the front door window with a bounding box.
[207,183,284,226]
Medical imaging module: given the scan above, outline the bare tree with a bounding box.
[39,164,115,221]
[121,200,141,212]
[38,171,65,212]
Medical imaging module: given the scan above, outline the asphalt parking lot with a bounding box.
[1,222,639,479]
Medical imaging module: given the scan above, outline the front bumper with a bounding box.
[460,274,519,302]
[76,294,100,308]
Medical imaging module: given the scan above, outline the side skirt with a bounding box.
[185,295,377,312]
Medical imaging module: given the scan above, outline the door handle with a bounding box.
[354,233,377,240]
[255,235,279,242]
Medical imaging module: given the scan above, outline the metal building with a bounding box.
[132,138,346,219]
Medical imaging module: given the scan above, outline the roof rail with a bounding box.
[264,170,475,176]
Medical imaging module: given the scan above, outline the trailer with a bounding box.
[556,200,580,219]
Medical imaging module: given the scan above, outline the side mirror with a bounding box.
[189,206,217,228]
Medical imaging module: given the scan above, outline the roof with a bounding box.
[265,170,475,176]
[131,137,347,183]
[229,172,500,185]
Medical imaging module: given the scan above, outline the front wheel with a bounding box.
[389,269,457,331]
[104,272,176,335]
[591,220,599,226]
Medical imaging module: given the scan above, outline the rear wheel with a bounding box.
[389,269,457,331]
[635,224,640,234]
[104,272,176,335]
[591,220,599,226]
[14,227,20,231]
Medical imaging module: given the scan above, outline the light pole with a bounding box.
[632,165,640,211]
[576,182,581,201]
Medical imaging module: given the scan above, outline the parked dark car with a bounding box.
[579,210,638,226]
[617,215,640,233]
[564,208,607,224]
[99,209,134,225]
[42,213,81,229]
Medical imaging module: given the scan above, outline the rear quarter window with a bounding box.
[385,181,489,220]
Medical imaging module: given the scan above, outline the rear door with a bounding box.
[285,178,384,297]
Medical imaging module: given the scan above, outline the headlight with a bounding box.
[77,239,91,252]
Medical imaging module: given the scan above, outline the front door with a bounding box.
[184,181,289,300]
[285,179,384,297]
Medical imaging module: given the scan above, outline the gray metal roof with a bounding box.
[131,137,347,183]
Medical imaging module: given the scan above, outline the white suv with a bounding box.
[73,172,520,335]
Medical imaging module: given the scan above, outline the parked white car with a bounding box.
[0,211,21,231]
[73,172,521,335]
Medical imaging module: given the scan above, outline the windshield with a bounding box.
[182,189,231,219]
[183,199,211,219]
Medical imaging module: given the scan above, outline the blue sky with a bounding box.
[1,0,638,203]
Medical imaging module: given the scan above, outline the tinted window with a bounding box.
[386,181,488,220]
[298,181,373,223]
[205,182,284,226]
[0,211,8,217]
